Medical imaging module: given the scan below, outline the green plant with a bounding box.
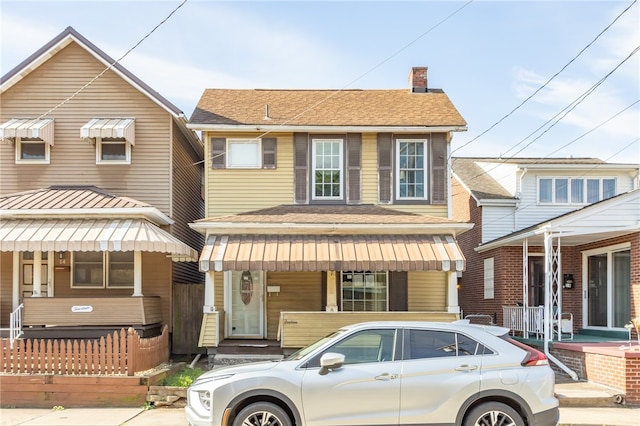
[52,405,65,411]
[162,367,205,387]
[142,401,155,410]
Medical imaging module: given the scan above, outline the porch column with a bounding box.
[204,271,216,312]
[446,271,460,314]
[523,239,529,337]
[32,251,42,297]
[326,271,338,312]
[12,252,19,309]
[133,251,143,296]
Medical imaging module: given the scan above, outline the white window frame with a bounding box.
[312,138,343,200]
[71,251,134,289]
[395,138,428,200]
[96,137,131,165]
[15,138,50,164]
[537,177,617,205]
[341,271,389,312]
[227,138,262,168]
[484,257,494,299]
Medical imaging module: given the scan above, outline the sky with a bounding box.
[1,0,639,163]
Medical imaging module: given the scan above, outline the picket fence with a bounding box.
[0,325,169,376]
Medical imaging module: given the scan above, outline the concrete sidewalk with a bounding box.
[2,406,640,426]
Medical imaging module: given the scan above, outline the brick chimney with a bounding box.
[409,66,428,93]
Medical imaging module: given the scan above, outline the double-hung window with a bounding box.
[396,139,427,200]
[341,271,388,312]
[72,251,134,288]
[312,139,343,200]
[538,177,616,204]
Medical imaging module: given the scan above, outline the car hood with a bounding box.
[199,360,282,379]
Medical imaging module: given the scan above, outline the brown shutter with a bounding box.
[388,271,408,311]
[378,133,393,204]
[346,133,362,204]
[294,133,309,204]
[431,135,447,204]
[210,138,226,169]
[262,137,277,169]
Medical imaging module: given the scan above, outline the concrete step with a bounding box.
[555,380,626,408]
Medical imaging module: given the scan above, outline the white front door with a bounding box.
[226,270,264,338]
[20,251,49,299]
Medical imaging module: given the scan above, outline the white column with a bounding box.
[204,271,216,312]
[522,239,529,337]
[133,251,143,296]
[48,251,54,297]
[326,271,338,312]
[446,271,460,314]
[12,252,19,309]
[32,251,42,297]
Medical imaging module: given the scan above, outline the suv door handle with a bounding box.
[375,373,398,381]
[454,364,479,372]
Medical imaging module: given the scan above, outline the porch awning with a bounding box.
[80,118,135,144]
[199,234,465,272]
[0,218,197,261]
[0,118,54,145]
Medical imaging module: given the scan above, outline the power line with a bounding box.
[450,0,638,158]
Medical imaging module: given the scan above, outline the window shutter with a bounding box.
[262,137,277,169]
[378,133,393,204]
[210,138,226,169]
[346,133,362,204]
[388,271,408,311]
[293,133,309,204]
[431,135,447,204]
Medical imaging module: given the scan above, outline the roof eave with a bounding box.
[187,124,468,133]
[0,207,174,226]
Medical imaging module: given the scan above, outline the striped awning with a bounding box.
[199,234,465,272]
[0,118,55,145]
[81,118,135,144]
[0,218,197,261]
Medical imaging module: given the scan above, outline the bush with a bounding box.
[162,367,205,387]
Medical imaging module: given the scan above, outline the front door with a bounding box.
[20,251,49,299]
[227,270,264,338]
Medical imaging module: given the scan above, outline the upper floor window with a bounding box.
[227,139,261,168]
[97,138,130,164]
[538,177,616,204]
[16,138,50,163]
[1,118,55,164]
[72,251,134,288]
[312,139,343,200]
[81,118,135,165]
[341,271,388,312]
[396,139,427,200]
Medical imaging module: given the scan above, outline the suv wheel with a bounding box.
[463,401,524,426]
[233,401,292,426]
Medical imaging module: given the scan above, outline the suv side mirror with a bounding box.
[318,352,345,375]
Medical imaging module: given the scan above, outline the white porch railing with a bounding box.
[502,305,544,339]
[9,303,24,348]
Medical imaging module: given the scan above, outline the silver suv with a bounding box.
[186,321,559,426]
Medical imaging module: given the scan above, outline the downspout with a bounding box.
[544,231,578,380]
[515,168,527,231]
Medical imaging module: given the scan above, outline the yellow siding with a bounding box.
[361,133,378,204]
[0,252,13,327]
[408,271,447,311]
[198,311,223,347]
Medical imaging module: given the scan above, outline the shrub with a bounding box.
[162,367,205,387]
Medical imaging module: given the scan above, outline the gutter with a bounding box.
[0,207,174,226]
[187,124,468,133]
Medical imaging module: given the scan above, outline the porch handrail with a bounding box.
[502,305,544,338]
[9,303,24,349]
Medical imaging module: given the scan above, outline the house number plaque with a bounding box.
[71,305,93,313]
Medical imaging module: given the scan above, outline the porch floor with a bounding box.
[216,339,283,355]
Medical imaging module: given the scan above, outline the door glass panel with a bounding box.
[528,258,545,306]
[612,251,630,328]
[230,271,263,336]
[587,254,608,327]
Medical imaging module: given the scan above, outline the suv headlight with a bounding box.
[189,374,235,417]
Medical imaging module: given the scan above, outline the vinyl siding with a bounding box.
[482,205,517,243]
[0,43,171,214]
[407,271,447,311]
[0,252,12,327]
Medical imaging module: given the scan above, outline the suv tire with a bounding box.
[233,401,292,426]
[463,401,524,426]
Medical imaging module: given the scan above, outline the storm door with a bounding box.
[20,252,49,298]
[585,246,630,329]
[226,270,264,338]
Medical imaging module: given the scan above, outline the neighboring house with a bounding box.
[0,27,204,350]
[451,157,639,336]
[187,67,473,361]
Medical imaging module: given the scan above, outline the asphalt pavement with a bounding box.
[1,406,640,426]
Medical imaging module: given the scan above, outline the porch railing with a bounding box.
[1,325,169,375]
[502,305,544,339]
[9,303,24,349]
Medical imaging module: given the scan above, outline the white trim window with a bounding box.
[538,177,616,204]
[484,257,494,299]
[96,137,131,164]
[72,251,134,288]
[396,139,427,200]
[227,138,262,168]
[16,138,50,164]
[341,271,388,312]
[312,139,343,200]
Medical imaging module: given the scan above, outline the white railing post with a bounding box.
[9,303,24,348]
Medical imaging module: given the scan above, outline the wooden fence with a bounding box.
[0,325,169,376]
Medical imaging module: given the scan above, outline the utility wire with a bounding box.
[450,0,638,158]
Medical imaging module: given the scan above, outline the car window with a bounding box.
[306,329,397,368]
[403,329,490,360]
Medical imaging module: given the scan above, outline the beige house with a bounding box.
[0,27,204,349]
[188,67,473,360]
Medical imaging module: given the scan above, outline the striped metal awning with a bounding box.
[81,118,135,144]
[199,234,465,272]
[0,218,197,261]
[0,118,55,145]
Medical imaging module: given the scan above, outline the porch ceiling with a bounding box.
[199,234,465,272]
[0,218,197,261]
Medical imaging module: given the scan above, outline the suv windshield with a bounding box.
[286,329,346,361]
